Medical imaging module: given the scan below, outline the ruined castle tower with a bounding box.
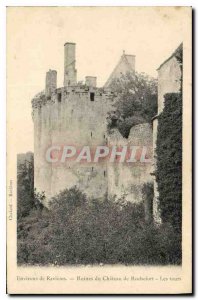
[64,42,77,86]
[32,42,153,207]
[32,43,114,205]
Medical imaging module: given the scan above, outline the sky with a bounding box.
[7,7,190,153]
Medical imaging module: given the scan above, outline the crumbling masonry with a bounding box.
[32,43,153,210]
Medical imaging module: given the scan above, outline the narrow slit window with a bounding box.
[104,170,106,177]
[58,93,61,102]
[90,92,95,101]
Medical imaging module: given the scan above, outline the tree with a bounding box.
[17,155,35,219]
[107,71,157,138]
[17,154,44,219]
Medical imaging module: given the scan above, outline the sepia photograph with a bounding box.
[6,6,192,294]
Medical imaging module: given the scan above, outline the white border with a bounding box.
[0,0,197,6]
[1,1,196,299]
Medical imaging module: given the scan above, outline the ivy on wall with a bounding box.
[156,92,182,231]
[156,44,183,232]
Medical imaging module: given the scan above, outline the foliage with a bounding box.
[142,183,154,223]
[107,71,157,137]
[17,155,35,219]
[156,92,182,232]
[17,156,44,220]
[17,155,45,262]
[155,43,183,232]
[17,187,181,266]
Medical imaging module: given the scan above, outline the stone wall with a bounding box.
[32,86,115,205]
[107,123,153,203]
[32,86,153,207]
[32,43,153,209]
[157,55,181,114]
[152,117,161,223]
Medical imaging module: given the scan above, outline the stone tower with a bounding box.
[32,42,153,209]
[64,42,77,86]
[45,69,57,98]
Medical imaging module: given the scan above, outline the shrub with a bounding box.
[17,187,181,266]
